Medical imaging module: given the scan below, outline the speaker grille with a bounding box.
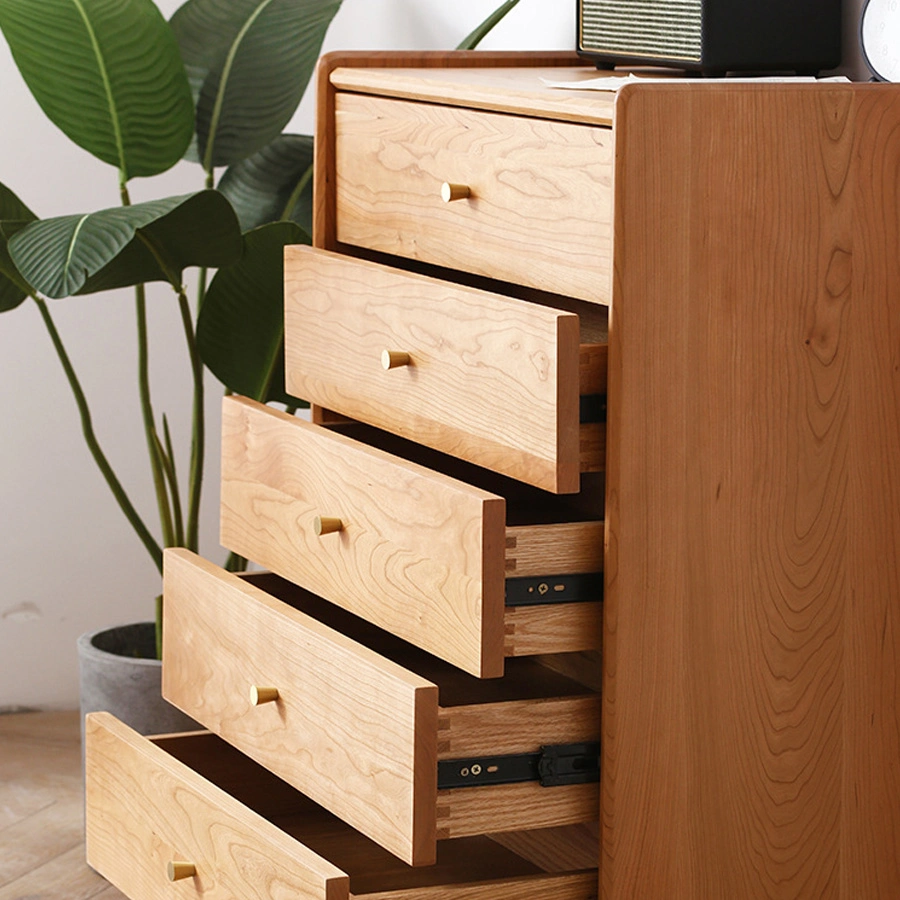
[580,0,702,62]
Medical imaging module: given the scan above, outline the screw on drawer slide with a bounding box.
[438,742,600,790]
[505,572,603,606]
[580,394,607,424]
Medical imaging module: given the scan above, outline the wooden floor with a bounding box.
[0,710,126,900]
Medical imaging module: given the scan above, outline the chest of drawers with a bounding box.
[85,52,900,900]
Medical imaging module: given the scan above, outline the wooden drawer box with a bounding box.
[284,247,607,494]
[220,395,603,678]
[85,713,598,900]
[333,91,613,304]
[162,550,600,866]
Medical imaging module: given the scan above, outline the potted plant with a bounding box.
[0,0,521,733]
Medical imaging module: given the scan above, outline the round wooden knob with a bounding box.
[249,685,279,706]
[441,182,470,202]
[167,861,196,882]
[381,350,411,370]
[314,515,343,536]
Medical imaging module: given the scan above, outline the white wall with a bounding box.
[0,0,871,710]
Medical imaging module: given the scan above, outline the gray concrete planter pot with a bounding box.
[77,622,198,736]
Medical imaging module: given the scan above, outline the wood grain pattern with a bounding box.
[579,423,605,474]
[333,92,613,304]
[85,713,349,900]
[314,52,586,252]
[604,82,900,899]
[152,730,597,898]
[86,716,597,900]
[504,603,601,657]
[348,871,598,900]
[535,652,603,693]
[580,343,608,394]
[283,246,597,493]
[329,64,616,126]
[505,521,604,576]
[163,554,599,863]
[437,695,600,758]
[219,395,507,678]
[436,782,598,841]
[490,823,599,873]
[162,549,439,867]
[221,396,602,676]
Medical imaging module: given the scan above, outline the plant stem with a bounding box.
[155,593,163,659]
[224,551,247,572]
[157,415,185,547]
[33,297,163,573]
[177,288,204,552]
[121,184,175,552]
[136,281,176,548]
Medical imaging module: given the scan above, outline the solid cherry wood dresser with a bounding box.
[84,52,900,900]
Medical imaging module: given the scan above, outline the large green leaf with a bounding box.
[217,134,313,233]
[170,0,341,171]
[78,190,243,294]
[0,183,37,311]
[0,0,193,179]
[198,220,307,405]
[9,191,242,299]
[457,0,521,50]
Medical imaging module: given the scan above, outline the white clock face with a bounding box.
[862,0,900,81]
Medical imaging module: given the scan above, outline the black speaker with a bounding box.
[577,0,843,75]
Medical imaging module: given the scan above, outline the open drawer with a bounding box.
[283,247,607,494]
[85,713,598,900]
[220,395,603,678]
[162,550,600,867]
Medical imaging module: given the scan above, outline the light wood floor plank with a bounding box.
[0,844,115,900]
[0,712,126,900]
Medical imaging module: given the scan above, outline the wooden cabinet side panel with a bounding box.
[604,84,900,899]
[842,89,900,897]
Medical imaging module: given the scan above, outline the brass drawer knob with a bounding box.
[314,515,344,536]
[441,182,470,202]
[381,350,411,370]
[249,685,279,705]
[167,861,196,882]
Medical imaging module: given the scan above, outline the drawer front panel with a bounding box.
[220,395,507,677]
[284,247,597,494]
[162,549,438,866]
[84,713,347,900]
[86,715,598,900]
[333,93,613,304]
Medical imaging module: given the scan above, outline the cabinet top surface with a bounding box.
[328,60,891,128]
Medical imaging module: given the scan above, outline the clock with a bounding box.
[861,0,900,81]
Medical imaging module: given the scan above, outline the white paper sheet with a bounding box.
[541,73,851,92]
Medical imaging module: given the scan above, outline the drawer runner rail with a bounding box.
[438,742,600,790]
[505,572,603,606]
